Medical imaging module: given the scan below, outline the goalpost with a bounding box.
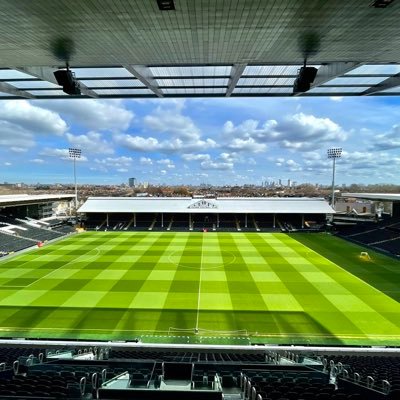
[359,251,371,261]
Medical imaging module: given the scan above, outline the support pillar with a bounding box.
[106,213,109,226]
[302,214,304,229]
[217,213,219,228]
[134,213,136,228]
[245,213,248,228]
[161,213,164,228]
[273,214,276,228]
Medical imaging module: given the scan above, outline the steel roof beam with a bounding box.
[123,65,163,97]
[226,64,247,97]
[363,73,400,95]
[312,62,362,88]
[15,66,99,98]
[0,82,34,98]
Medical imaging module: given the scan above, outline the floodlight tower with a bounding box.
[327,147,342,209]
[69,148,81,211]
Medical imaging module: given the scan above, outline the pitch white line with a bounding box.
[195,238,204,332]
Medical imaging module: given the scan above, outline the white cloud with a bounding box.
[0,100,67,135]
[182,153,211,162]
[330,97,343,102]
[4,162,11,166]
[10,147,29,153]
[201,158,234,170]
[30,159,45,164]
[144,105,201,140]
[0,123,36,151]
[37,99,133,131]
[370,125,400,151]
[114,134,216,153]
[94,156,133,171]
[227,137,267,153]
[223,112,346,152]
[66,131,114,154]
[140,157,153,165]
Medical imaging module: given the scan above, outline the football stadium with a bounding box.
[0,1,400,399]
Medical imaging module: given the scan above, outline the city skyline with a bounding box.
[1,96,400,186]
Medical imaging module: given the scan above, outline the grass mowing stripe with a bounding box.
[256,233,366,339]
[156,233,198,333]
[291,233,400,302]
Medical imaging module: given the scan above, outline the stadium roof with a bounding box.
[0,194,74,207]
[2,1,400,99]
[78,197,334,214]
[341,193,400,202]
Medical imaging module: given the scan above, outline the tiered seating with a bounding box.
[337,217,400,256]
[327,355,400,391]
[0,231,34,255]
[0,346,396,399]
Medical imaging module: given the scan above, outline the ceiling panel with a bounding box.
[345,65,400,75]
[163,88,227,94]
[0,69,35,80]
[73,68,133,79]
[323,77,389,86]
[238,77,296,86]
[80,79,144,88]
[243,65,303,76]
[233,87,293,94]
[10,80,61,89]
[150,66,231,77]
[27,90,66,96]
[307,87,367,94]
[93,88,154,95]
[156,78,229,86]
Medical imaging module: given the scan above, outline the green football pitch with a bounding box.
[0,231,400,346]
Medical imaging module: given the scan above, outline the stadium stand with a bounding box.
[0,215,75,255]
[0,231,35,255]
[337,217,400,256]
[0,346,396,399]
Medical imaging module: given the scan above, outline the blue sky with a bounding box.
[1,96,400,186]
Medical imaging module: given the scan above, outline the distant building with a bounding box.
[128,178,136,188]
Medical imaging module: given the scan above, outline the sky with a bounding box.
[1,95,400,186]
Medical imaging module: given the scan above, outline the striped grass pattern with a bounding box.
[0,232,399,345]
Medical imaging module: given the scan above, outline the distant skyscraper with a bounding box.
[128,177,136,187]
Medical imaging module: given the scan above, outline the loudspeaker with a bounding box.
[54,69,81,95]
[293,67,318,93]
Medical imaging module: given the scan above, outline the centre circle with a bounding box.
[168,250,236,270]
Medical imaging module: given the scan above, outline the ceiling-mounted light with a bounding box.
[157,0,175,11]
[293,66,318,93]
[371,0,395,8]
[54,64,81,95]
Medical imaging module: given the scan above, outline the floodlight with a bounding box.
[69,148,82,159]
[69,148,82,212]
[327,148,342,159]
[327,148,342,208]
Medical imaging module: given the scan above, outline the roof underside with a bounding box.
[0,194,74,207]
[2,0,400,99]
[78,197,335,214]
